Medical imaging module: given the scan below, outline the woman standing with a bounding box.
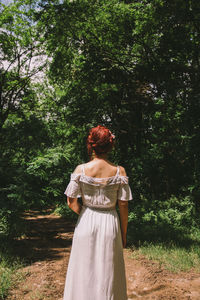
[63,125,132,300]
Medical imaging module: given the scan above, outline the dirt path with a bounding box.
[8,210,200,300]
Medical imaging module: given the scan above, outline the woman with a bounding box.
[63,125,132,300]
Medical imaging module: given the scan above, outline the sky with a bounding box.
[1,0,14,5]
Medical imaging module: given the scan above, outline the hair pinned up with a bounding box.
[87,125,115,157]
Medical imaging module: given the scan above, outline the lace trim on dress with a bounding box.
[79,174,129,186]
[64,171,132,200]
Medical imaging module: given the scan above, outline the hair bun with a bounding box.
[87,125,115,157]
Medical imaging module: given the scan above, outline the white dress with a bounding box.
[63,165,133,300]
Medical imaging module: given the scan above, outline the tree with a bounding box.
[38,0,200,203]
[0,0,47,131]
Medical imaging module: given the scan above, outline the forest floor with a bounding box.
[7,210,200,300]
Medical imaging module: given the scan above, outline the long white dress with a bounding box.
[63,165,133,300]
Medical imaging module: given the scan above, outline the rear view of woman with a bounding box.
[63,125,133,300]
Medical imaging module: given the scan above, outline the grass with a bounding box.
[0,263,12,299]
[128,226,200,273]
[131,243,200,272]
[0,243,25,299]
[29,291,44,300]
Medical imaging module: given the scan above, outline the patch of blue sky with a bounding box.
[1,0,14,5]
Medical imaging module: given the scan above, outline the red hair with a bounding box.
[87,125,115,157]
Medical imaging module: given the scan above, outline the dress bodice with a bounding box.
[64,166,132,210]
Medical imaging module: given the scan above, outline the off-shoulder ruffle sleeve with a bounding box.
[64,173,82,198]
[117,176,133,201]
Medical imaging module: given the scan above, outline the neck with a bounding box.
[93,153,108,160]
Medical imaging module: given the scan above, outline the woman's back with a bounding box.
[75,159,126,178]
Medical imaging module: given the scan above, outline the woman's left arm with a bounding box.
[118,200,128,248]
[67,197,82,215]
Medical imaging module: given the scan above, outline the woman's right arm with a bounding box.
[66,164,83,215]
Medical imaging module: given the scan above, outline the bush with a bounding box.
[127,195,199,246]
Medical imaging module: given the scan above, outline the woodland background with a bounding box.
[1,0,200,246]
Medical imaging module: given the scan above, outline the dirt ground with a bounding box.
[8,210,200,300]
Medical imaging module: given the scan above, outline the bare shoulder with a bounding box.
[119,166,127,176]
[73,164,83,174]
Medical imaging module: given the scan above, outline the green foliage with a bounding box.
[54,204,78,222]
[0,111,51,237]
[26,145,78,204]
[37,0,200,204]
[127,195,199,247]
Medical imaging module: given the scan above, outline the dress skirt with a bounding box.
[63,206,127,300]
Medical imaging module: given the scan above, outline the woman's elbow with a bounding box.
[67,197,76,208]
[118,200,128,208]
[67,197,72,207]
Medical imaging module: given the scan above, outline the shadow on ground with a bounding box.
[11,210,75,264]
